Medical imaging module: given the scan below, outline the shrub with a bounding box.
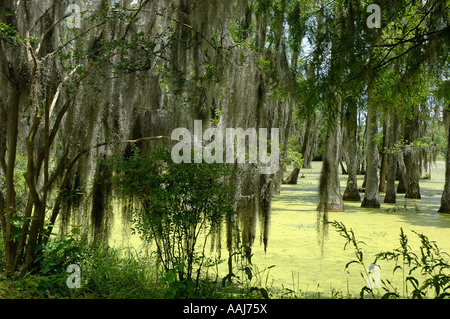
[331,220,450,299]
[286,149,303,170]
[0,232,162,298]
[375,229,450,299]
[106,146,238,297]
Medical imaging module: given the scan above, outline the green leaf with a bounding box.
[41,263,51,274]
[381,292,399,299]
[345,260,360,269]
[259,287,270,299]
[359,286,373,299]
[393,265,402,274]
[10,228,23,240]
[249,287,270,299]
[406,276,420,288]
[244,267,252,281]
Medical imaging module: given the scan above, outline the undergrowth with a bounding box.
[0,228,273,299]
[330,220,450,299]
[2,222,449,299]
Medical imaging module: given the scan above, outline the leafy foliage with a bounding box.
[331,220,450,299]
[105,146,238,297]
[285,149,303,170]
[221,234,273,300]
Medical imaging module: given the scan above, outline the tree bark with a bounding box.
[283,167,300,184]
[439,106,450,213]
[317,114,344,212]
[301,114,314,169]
[378,120,387,193]
[404,107,421,199]
[361,75,380,208]
[397,152,407,193]
[1,74,21,271]
[404,149,422,199]
[343,98,361,201]
[384,111,398,203]
[358,111,367,176]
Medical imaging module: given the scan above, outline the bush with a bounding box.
[10,227,86,297]
[0,232,162,298]
[374,229,450,299]
[106,146,238,297]
[331,220,450,299]
[285,149,303,170]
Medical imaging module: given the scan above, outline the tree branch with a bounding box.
[122,0,152,40]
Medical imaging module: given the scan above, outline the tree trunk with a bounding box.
[1,76,21,272]
[301,114,314,168]
[358,112,367,176]
[317,114,344,212]
[284,112,316,184]
[439,107,450,213]
[404,149,422,199]
[397,152,407,193]
[384,111,398,203]
[343,98,361,201]
[284,168,300,184]
[302,113,320,169]
[378,120,387,193]
[404,107,421,199]
[361,76,380,208]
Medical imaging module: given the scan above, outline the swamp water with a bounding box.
[110,161,450,298]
